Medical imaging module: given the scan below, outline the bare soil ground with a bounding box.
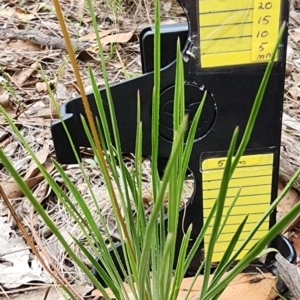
[0,0,300,299]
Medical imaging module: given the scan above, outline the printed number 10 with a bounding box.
[257,30,269,38]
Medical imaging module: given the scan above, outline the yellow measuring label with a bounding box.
[201,153,273,262]
[199,0,281,68]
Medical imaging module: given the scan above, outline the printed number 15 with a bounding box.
[258,15,271,25]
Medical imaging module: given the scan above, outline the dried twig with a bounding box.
[0,185,65,289]
[30,211,85,300]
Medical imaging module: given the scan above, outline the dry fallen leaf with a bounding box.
[0,94,10,106]
[77,0,85,21]
[288,88,298,101]
[36,82,48,93]
[12,61,39,87]
[0,94,14,114]
[79,29,112,41]
[101,32,133,47]
[0,217,51,289]
[163,0,172,13]
[32,179,52,203]
[76,49,100,62]
[2,141,19,157]
[8,40,43,51]
[55,82,70,101]
[0,128,9,144]
[292,72,300,83]
[24,145,49,180]
[0,161,54,199]
[290,10,300,24]
[290,27,300,44]
[0,7,35,21]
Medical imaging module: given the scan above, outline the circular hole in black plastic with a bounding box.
[159,83,217,143]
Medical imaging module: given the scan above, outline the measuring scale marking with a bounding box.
[199,0,281,67]
[201,153,273,262]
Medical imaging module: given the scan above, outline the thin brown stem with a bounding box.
[0,185,64,288]
[51,0,135,262]
[29,211,84,300]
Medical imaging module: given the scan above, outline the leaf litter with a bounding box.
[0,0,300,298]
[0,216,51,289]
[0,0,189,298]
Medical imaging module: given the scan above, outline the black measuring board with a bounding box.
[172,0,290,264]
[51,0,295,284]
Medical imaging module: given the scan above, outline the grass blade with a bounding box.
[200,127,239,297]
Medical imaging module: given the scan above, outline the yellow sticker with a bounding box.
[201,153,273,262]
[199,0,281,68]
[252,0,281,61]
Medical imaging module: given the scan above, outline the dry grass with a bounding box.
[0,0,187,291]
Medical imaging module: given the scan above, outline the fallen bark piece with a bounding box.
[275,253,300,300]
[0,28,86,52]
[280,113,300,191]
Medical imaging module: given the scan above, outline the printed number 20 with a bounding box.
[258,2,273,10]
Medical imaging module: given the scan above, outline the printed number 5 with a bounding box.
[259,42,268,51]
[217,160,225,167]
